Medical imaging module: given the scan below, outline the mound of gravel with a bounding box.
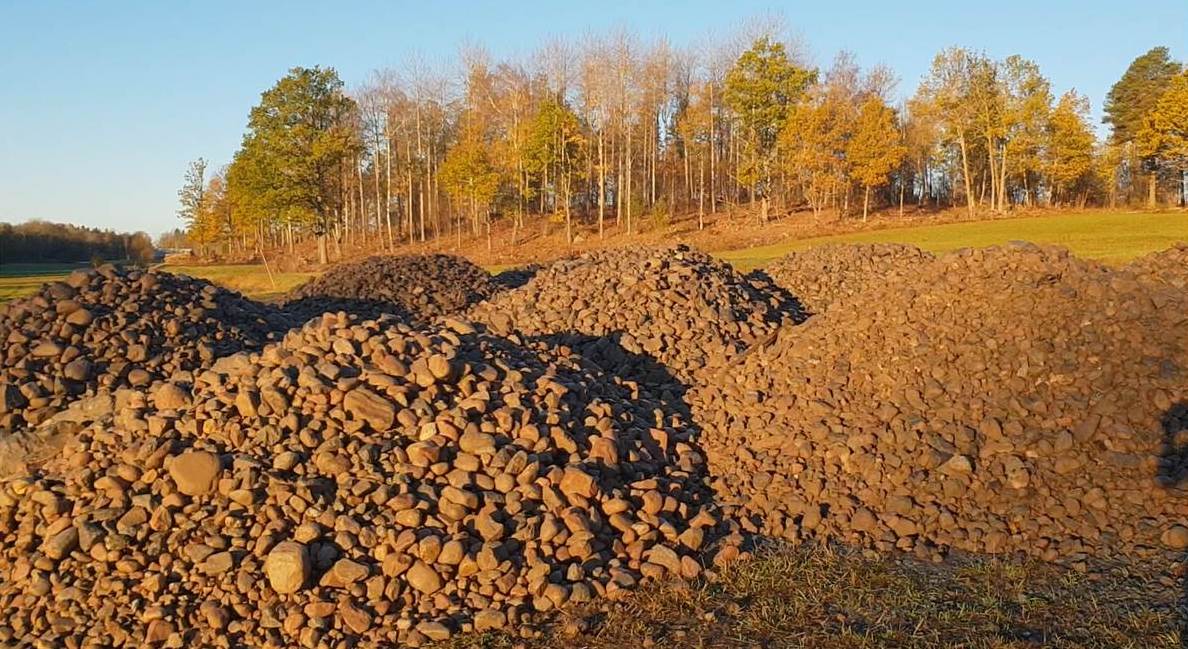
[0,313,725,647]
[0,266,289,433]
[1126,243,1188,291]
[697,243,1188,564]
[286,254,500,322]
[762,243,935,314]
[470,245,803,385]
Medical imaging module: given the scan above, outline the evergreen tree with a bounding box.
[1138,70,1188,205]
[1104,47,1182,144]
[1103,47,1182,206]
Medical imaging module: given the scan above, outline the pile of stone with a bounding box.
[1126,243,1188,291]
[285,254,501,323]
[470,245,803,386]
[0,266,289,434]
[0,313,723,647]
[698,243,1188,564]
[761,243,935,314]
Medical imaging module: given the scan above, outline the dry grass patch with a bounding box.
[449,543,1180,649]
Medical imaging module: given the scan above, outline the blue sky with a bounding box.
[0,1,1184,237]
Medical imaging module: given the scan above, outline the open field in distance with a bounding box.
[2,210,1184,304]
[0,262,100,303]
[716,209,1188,270]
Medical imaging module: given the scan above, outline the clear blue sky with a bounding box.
[1,1,1183,237]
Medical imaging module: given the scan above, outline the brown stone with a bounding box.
[265,542,310,594]
[168,450,221,496]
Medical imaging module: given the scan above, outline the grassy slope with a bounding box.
[717,210,1188,270]
[163,264,318,302]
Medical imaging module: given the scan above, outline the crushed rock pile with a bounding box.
[761,243,935,314]
[1126,243,1188,291]
[285,254,501,323]
[0,313,727,647]
[0,266,289,434]
[697,243,1188,564]
[470,245,803,385]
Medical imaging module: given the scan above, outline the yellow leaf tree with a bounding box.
[847,96,907,221]
[780,97,848,217]
[1138,70,1188,205]
[1047,91,1097,206]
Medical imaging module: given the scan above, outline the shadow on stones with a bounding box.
[742,268,810,324]
[1159,402,1188,487]
[433,328,723,628]
[491,264,545,290]
[521,331,699,429]
[279,296,414,328]
[1157,401,1188,647]
[517,328,716,497]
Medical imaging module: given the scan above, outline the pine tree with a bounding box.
[1104,47,1182,143]
[1138,70,1188,205]
[1103,47,1182,206]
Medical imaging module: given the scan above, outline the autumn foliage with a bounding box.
[177,31,1187,262]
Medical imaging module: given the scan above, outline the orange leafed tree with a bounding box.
[848,96,907,221]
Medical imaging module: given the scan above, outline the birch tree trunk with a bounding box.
[597,130,606,238]
[385,131,393,250]
[958,131,975,218]
[697,155,705,230]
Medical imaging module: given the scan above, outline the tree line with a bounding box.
[178,25,1187,263]
[0,220,155,265]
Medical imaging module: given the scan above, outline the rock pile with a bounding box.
[0,266,289,434]
[0,313,723,647]
[698,243,1188,563]
[285,254,501,323]
[761,243,935,314]
[1127,243,1188,291]
[470,245,803,385]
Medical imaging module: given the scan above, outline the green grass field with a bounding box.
[1,210,1184,303]
[163,264,318,301]
[717,209,1188,270]
[0,262,97,303]
[0,262,316,304]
